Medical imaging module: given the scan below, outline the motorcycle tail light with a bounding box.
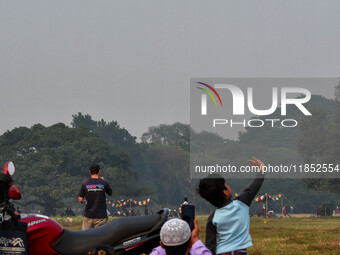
[9,185,21,200]
[125,242,145,251]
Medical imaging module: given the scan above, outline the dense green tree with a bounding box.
[0,123,135,215]
[141,122,190,151]
[2,108,338,214]
[298,82,340,194]
[71,113,155,193]
[298,107,329,163]
[239,95,335,149]
[146,146,192,205]
[71,112,137,153]
[190,130,227,152]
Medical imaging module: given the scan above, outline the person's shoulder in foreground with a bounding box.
[197,157,265,254]
[149,218,212,255]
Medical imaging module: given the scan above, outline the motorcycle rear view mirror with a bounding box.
[4,161,16,176]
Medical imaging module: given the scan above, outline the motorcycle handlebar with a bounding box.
[5,203,20,221]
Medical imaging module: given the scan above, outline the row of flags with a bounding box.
[107,193,282,208]
[255,193,282,202]
[234,193,283,202]
[235,193,282,202]
[107,198,150,208]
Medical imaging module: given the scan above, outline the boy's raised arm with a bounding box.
[237,157,265,206]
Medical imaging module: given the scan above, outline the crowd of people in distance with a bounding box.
[256,204,294,218]
[112,208,149,217]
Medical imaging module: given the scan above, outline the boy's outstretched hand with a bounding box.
[248,157,264,171]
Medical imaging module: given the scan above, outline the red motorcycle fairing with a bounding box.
[18,214,64,255]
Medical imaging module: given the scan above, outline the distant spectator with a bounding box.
[179,197,189,217]
[268,209,274,218]
[317,205,322,216]
[285,205,290,216]
[65,208,76,217]
[262,204,266,217]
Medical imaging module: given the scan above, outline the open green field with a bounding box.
[196,215,340,255]
[55,215,340,255]
[248,217,340,255]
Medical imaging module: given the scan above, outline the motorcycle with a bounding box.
[0,161,169,255]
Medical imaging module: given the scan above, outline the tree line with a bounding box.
[0,82,339,214]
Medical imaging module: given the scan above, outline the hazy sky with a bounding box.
[1,0,340,139]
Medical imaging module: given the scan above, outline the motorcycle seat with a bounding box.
[52,214,161,255]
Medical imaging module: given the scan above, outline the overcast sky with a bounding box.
[1,0,340,140]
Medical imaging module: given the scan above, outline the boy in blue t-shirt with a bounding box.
[198,158,264,255]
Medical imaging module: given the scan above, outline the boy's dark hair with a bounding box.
[198,173,227,208]
[163,240,190,255]
[89,164,100,175]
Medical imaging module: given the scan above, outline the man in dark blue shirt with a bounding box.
[78,163,112,230]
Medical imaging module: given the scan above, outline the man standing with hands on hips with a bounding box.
[78,163,112,230]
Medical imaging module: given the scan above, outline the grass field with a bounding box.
[55,215,340,255]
